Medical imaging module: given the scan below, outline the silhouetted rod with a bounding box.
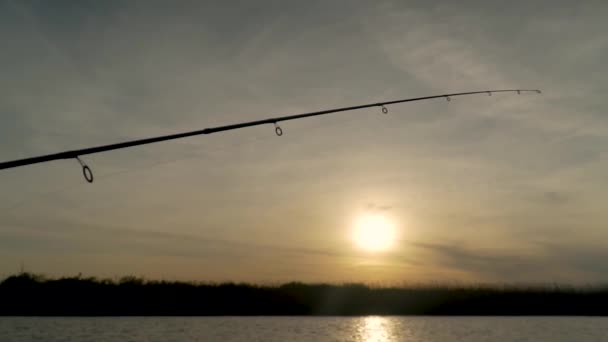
[0,89,541,182]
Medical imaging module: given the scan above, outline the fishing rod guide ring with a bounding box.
[274,122,283,136]
[381,105,388,114]
[82,166,94,183]
[75,156,94,183]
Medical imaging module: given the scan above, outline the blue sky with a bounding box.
[1,0,607,283]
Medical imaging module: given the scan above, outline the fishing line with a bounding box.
[96,112,363,182]
[0,89,541,183]
[1,116,344,211]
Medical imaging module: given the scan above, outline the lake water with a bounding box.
[1,316,607,341]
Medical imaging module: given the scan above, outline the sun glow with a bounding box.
[352,213,397,252]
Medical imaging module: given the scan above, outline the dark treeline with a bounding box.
[1,273,608,316]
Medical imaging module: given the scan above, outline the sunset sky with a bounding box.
[1,1,607,284]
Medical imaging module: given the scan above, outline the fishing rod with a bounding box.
[0,89,541,183]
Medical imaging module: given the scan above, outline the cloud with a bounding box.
[410,240,608,283]
[365,203,393,212]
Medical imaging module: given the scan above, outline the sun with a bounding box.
[352,213,397,252]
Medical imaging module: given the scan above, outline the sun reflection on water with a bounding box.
[355,316,396,342]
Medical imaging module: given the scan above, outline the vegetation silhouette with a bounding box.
[1,273,607,316]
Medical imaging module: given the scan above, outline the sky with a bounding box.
[1,0,607,284]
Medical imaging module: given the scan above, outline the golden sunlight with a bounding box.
[355,316,395,341]
[352,213,397,252]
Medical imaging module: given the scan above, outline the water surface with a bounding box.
[1,316,606,341]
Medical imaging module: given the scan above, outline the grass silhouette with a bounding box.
[1,273,607,316]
